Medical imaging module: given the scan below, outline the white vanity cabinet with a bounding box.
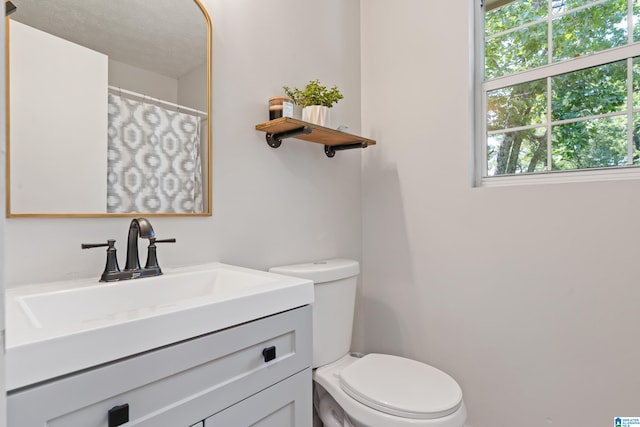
[7,305,312,427]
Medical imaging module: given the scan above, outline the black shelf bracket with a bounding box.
[324,142,369,158]
[266,126,312,148]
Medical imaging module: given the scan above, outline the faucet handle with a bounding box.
[81,241,112,249]
[82,239,121,282]
[144,237,176,271]
[154,238,177,244]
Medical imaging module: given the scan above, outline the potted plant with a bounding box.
[283,79,343,126]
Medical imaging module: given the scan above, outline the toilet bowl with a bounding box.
[269,259,467,427]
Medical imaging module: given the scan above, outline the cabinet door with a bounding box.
[205,369,311,427]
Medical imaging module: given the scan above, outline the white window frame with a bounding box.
[475,0,640,187]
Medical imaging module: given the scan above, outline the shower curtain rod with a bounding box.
[108,85,208,119]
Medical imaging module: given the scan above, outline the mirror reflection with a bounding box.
[7,0,211,216]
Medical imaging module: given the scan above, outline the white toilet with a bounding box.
[269,259,467,427]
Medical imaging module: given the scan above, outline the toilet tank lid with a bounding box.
[269,259,359,284]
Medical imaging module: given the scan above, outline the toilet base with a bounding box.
[314,383,355,427]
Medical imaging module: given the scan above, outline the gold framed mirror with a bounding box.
[5,0,212,217]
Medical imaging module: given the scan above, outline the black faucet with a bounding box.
[82,218,176,282]
[124,218,155,272]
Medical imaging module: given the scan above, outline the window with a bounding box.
[477,0,640,182]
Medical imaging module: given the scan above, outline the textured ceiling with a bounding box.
[10,0,208,79]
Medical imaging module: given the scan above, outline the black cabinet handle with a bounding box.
[262,346,276,362]
[108,403,129,427]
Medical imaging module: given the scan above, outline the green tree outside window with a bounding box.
[483,0,640,176]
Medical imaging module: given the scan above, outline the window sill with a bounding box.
[478,166,640,187]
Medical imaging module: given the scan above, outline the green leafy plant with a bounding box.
[283,79,344,108]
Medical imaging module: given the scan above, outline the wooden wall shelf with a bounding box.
[255,117,376,157]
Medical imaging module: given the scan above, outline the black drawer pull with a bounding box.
[262,346,276,362]
[108,403,129,427]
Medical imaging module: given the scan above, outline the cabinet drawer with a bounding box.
[8,306,311,427]
[205,368,312,426]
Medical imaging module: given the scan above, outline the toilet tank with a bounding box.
[269,259,359,368]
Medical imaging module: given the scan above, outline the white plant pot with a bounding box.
[293,104,303,120]
[302,105,330,127]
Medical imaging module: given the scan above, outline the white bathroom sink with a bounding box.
[17,267,280,330]
[6,263,313,391]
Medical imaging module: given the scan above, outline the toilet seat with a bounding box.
[339,354,463,420]
[314,354,467,427]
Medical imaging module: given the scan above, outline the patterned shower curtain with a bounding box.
[107,94,203,213]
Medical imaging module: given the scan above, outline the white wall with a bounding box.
[10,22,107,214]
[179,63,208,111]
[5,0,362,287]
[108,59,179,103]
[360,1,640,426]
